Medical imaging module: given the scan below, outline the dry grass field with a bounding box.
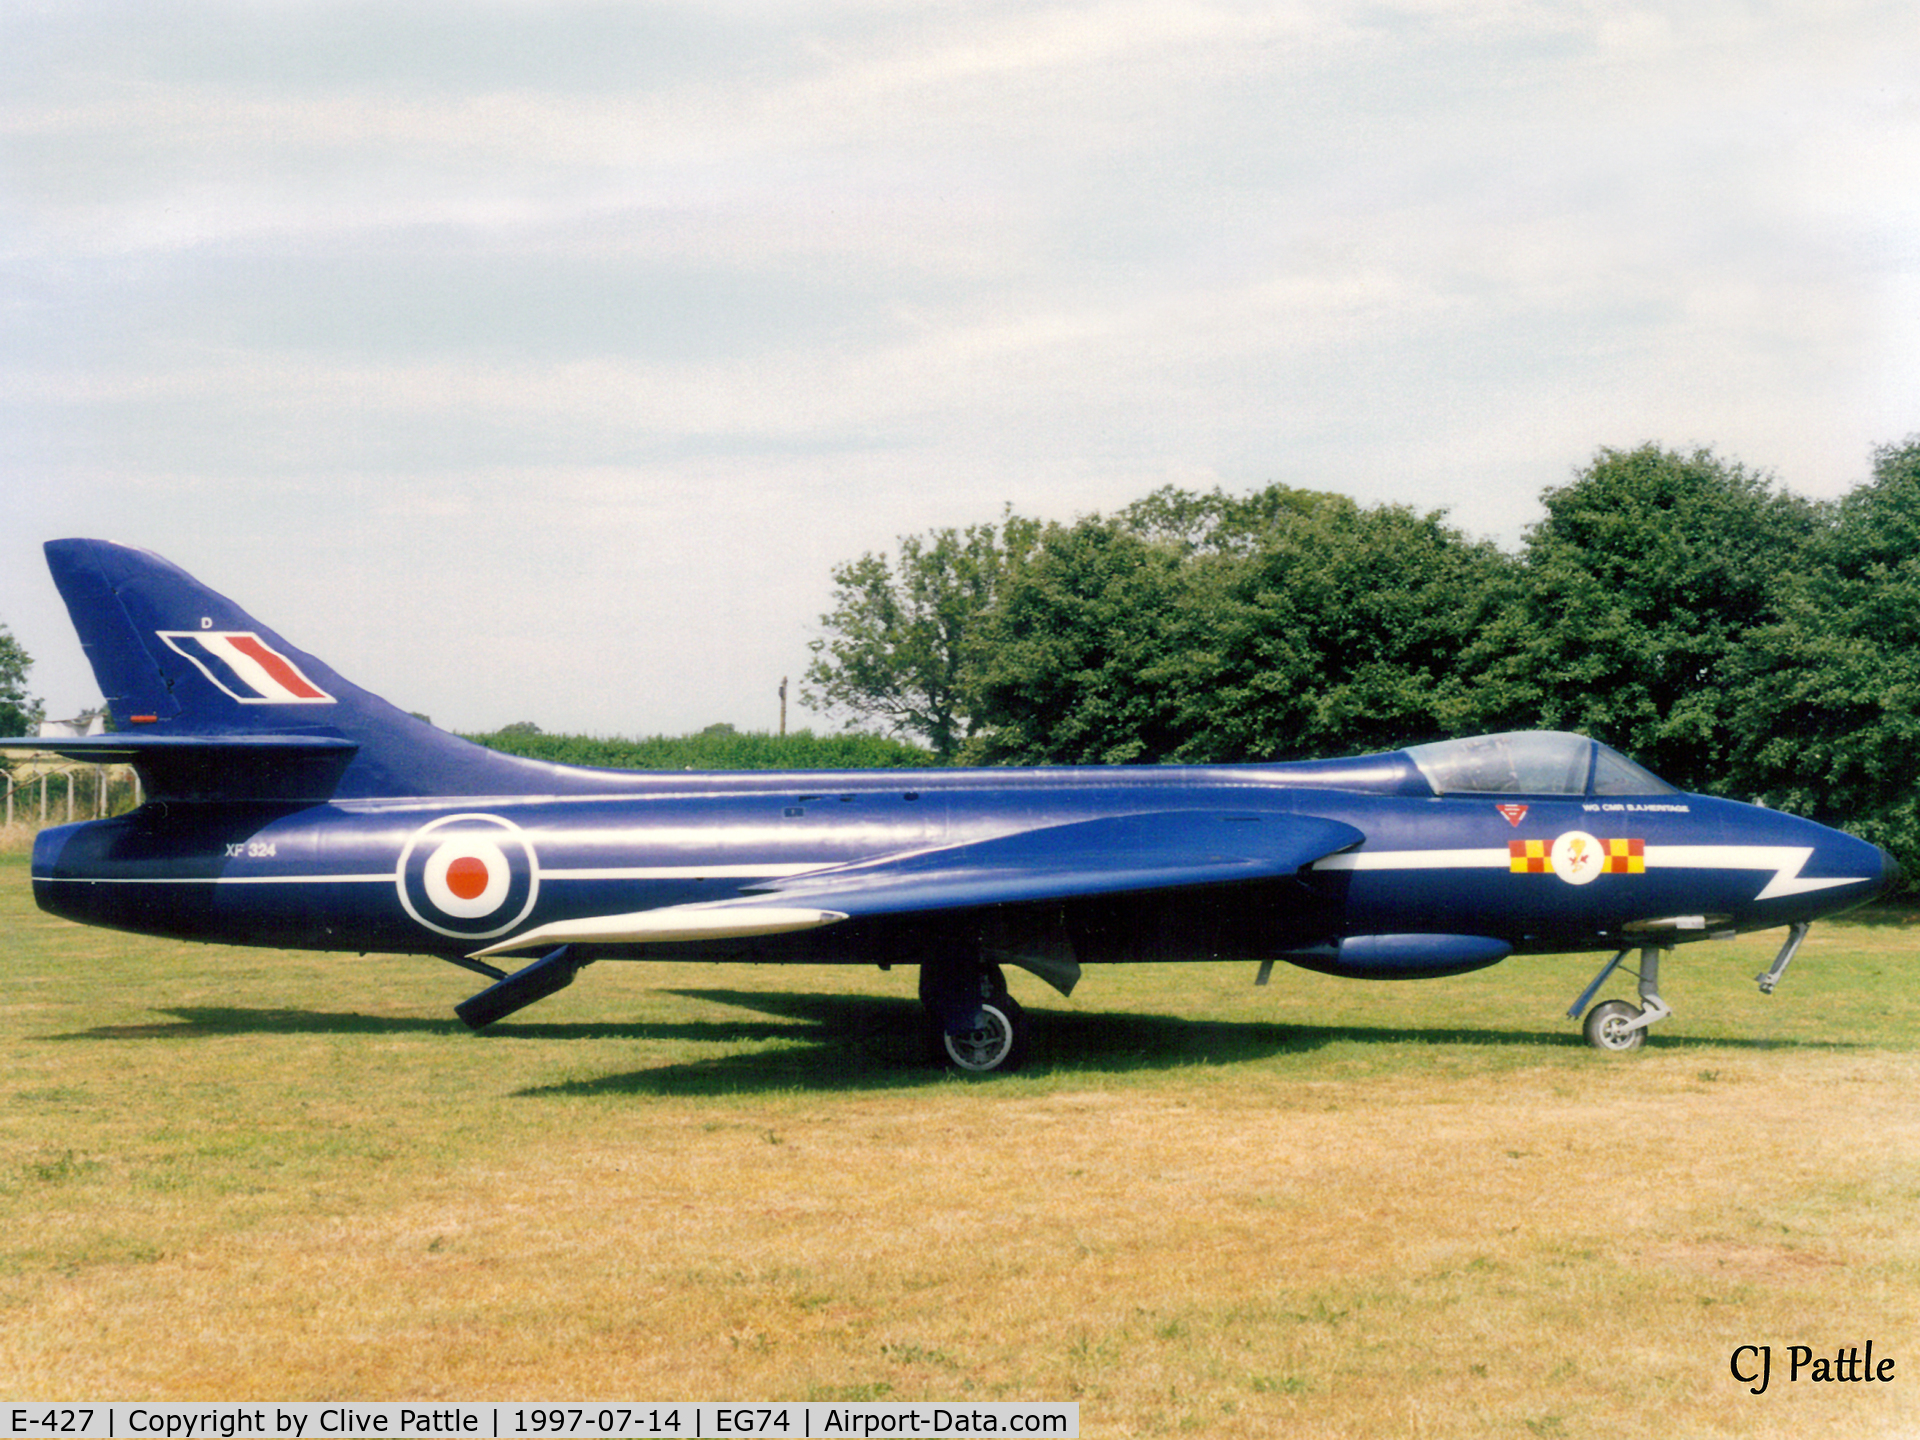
[3,849,1918,1437]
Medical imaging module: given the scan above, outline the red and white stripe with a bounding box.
[157,630,335,704]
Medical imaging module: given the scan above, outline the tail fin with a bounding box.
[28,539,570,803]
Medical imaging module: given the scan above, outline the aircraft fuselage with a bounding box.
[32,761,1888,969]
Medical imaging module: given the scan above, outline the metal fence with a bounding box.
[2,763,142,829]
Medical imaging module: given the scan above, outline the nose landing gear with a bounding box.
[1570,945,1671,1053]
[1568,921,1814,1052]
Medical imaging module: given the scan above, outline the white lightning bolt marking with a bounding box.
[1315,844,1869,901]
[1641,846,1867,901]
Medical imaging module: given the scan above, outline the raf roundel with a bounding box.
[397,814,540,940]
[423,837,512,918]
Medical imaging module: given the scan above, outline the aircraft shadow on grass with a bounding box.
[518,989,1863,1097]
[47,1008,779,1045]
[48,989,1855,1096]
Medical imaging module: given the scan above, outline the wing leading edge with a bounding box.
[475,809,1365,957]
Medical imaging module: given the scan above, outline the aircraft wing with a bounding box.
[475,809,1363,956]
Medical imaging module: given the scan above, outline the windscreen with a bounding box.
[1588,743,1679,796]
[1405,732,1678,797]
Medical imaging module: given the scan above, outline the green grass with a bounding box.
[2,851,1918,1437]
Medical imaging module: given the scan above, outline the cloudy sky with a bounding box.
[4,0,1915,738]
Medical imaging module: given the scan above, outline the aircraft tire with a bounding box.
[938,996,1029,1074]
[1583,999,1646,1053]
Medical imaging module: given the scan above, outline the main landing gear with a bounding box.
[919,956,1029,1074]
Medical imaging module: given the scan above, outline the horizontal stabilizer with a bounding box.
[0,734,357,761]
[0,733,360,803]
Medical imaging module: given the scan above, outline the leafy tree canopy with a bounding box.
[967,485,1516,765]
[1191,492,1518,761]
[0,623,40,742]
[802,509,1039,760]
[1472,444,1818,791]
[965,514,1196,764]
[1725,436,1920,869]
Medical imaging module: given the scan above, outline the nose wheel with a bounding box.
[1570,945,1671,1052]
[1583,998,1648,1052]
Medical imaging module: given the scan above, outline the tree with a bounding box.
[803,510,1038,760]
[1725,437,1920,876]
[965,515,1197,764]
[1188,493,1518,760]
[967,486,1516,764]
[0,622,39,739]
[1474,445,1818,791]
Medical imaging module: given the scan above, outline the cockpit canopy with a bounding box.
[1404,731,1678,797]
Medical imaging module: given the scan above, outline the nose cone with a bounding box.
[1752,815,1903,921]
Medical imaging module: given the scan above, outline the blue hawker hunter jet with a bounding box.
[1,540,1900,1070]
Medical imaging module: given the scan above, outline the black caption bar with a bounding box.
[5,1404,1078,1440]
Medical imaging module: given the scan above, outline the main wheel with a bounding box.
[939,996,1028,1074]
[1583,999,1646,1053]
